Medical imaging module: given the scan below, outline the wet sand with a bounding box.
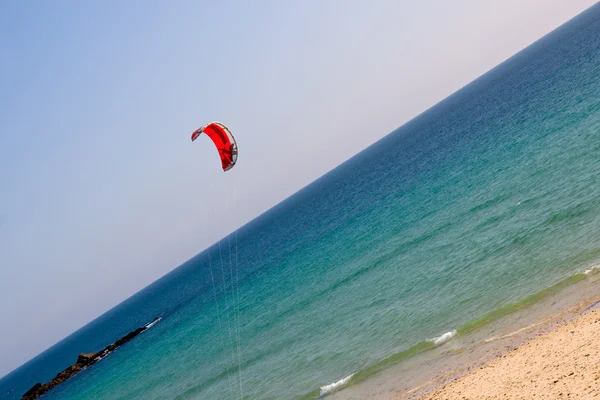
[328,271,600,400]
[420,306,600,399]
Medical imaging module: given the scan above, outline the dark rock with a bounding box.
[21,384,41,398]
[21,317,160,400]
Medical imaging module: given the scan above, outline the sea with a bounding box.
[2,4,600,400]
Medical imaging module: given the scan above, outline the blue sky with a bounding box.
[0,0,596,377]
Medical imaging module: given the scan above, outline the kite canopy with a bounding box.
[191,121,238,172]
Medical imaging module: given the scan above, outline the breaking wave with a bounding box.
[319,374,354,396]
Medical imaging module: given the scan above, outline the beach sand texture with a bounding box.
[420,307,600,399]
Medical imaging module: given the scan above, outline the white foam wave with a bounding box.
[483,319,548,343]
[430,330,456,346]
[584,264,600,275]
[145,317,161,329]
[320,374,354,396]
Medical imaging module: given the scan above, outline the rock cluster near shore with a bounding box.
[22,317,160,400]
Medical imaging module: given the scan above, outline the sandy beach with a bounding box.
[419,305,600,399]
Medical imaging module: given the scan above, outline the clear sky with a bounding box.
[0,0,596,378]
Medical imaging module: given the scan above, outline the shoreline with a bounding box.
[419,304,600,399]
[319,266,600,400]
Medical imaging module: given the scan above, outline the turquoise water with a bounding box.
[2,4,600,400]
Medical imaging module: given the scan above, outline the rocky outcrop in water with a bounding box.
[21,317,160,400]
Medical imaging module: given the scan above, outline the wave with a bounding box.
[144,316,162,329]
[305,329,458,398]
[319,374,354,396]
[584,263,600,275]
[430,330,456,346]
